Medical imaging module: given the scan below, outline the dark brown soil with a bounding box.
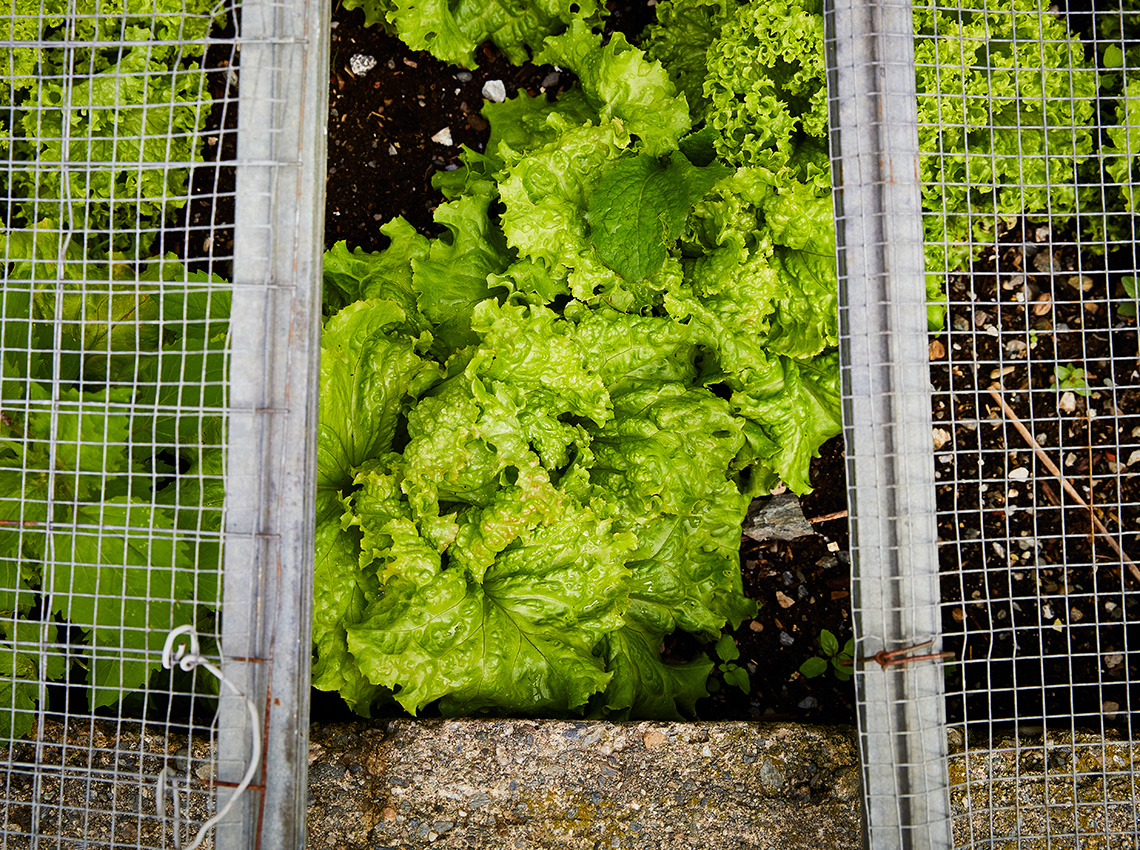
[324,2,657,251]
[932,222,1140,730]
[321,2,858,723]
[716,439,855,724]
[326,10,561,249]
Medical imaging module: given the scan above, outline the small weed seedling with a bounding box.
[1118,276,1138,319]
[1054,362,1092,397]
[799,629,854,681]
[710,634,751,694]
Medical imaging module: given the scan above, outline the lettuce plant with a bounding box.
[0,1,227,737]
[339,0,607,68]
[912,0,1097,292]
[0,0,222,259]
[0,243,228,736]
[313,16,842,719]
[645,0,1098,330]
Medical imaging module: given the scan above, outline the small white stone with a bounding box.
[431,127,454,146]
[482,79,507,102]
[932,427,951,450]
[1008,467,1030,481]
[349,53,377,76]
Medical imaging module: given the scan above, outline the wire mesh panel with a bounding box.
[827,0,953,847]
[0,0,326,847]
[918,0,1140,846]
[834,0,1140,847]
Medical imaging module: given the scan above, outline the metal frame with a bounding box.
[222,0,329,846]
[825,0,952,846]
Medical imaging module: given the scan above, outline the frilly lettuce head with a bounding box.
[643,0,1098,331]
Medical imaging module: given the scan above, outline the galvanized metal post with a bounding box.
[221,0,329,846]
[824,0,952,847]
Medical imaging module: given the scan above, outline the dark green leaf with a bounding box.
[588,152,729,281]
[799,656,828,678]
[714,633,740,663]
[721,663,750,694]
[819,628,839,657]
[595,620,713,719]
[678,125,722,168]
[832,658,853,681]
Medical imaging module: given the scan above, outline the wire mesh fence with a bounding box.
[3,0,1139,846]
[0,0,325,846]
[834,0,1140,846]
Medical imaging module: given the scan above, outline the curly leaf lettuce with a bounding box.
[317,299,441,497]
[534,19,692,156]
[346,507,634,715]
[913,0,1097,286]
[0,0,221,259]
[644,0,1097,330]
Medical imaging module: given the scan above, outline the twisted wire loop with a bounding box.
[156,625,263,850]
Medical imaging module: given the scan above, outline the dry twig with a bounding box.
[988,387,1140,584]
[807,509,848,524]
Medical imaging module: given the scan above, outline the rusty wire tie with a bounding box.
[838,639,955,671]
[866,639,955,670]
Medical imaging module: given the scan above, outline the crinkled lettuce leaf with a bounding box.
[342,0,604,69]
[411,194,512,357]
[595,619,715,720]
[640,0,731,123]
[311,506,385,712]
[346,506,634,715]
[317,300,442,496]
[731,352,842,495]
[535,18,691,156]
[322,221,430,323]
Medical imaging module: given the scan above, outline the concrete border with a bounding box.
[306,720,863,849]
[4,720,1140,847]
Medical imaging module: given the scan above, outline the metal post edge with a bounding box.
[824,0,952,848]
[219,0,330,847]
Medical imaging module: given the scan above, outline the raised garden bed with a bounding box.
[316,0,1138,730]
[319,0,857,726]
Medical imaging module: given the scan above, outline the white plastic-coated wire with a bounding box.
[157,625,262,850]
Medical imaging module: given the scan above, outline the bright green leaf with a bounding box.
[799,656,828,678]
[49,499,195,709]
